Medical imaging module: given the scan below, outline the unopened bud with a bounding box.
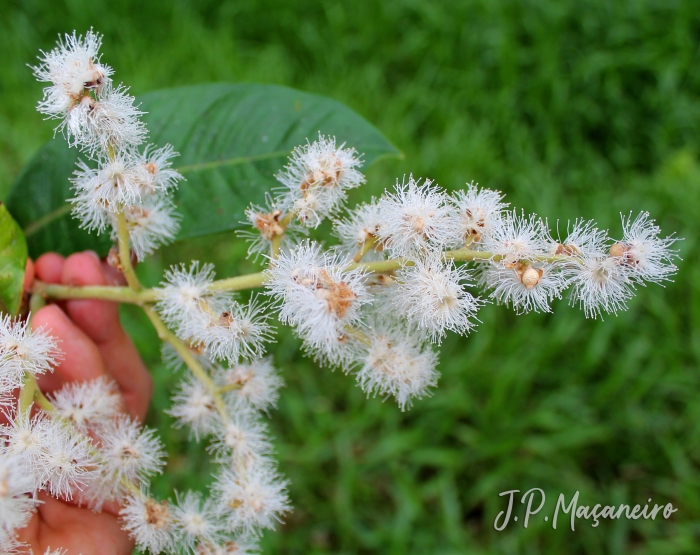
[521,267,542,290]
[609,242,628,258]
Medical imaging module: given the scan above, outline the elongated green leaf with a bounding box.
[0,204,28,315]
[7,83,400,257]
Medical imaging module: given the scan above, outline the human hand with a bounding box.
[15,251,152,555]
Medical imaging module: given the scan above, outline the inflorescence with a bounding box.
[0,30,679,553]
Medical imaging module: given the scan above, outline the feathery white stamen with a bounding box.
[50,376,123,431]
[614,212,679,284]
[276,135,364,227]
[482,262,565,314]
[33,30,112,122]
[333,200,385,261]
[207,409,272,468]
[482,210,549,266]
[393,257,481,343]
[451,183,508,246]
[377,176,458,258]
[168,376,220,441]
[217,358,283,413]
[266,241,370,352]
[356,320,439,411]
[120,493,176,553]
[0,316,60,391]
[213,465,290,535]
[173,490,223,553]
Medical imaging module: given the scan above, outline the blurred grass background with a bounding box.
[2,0,700,553]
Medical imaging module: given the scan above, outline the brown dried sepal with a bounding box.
[254,209,285,241]
[554,243,582,256]
[300,156,343,193]
[314,269,357,318]
[145,499,171,530]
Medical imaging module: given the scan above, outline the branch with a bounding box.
[116,209,142,291]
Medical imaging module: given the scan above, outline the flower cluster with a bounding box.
[34,29,182,261]
[242,169,677,409]
[0,315,283,553]
[14,29,680,555]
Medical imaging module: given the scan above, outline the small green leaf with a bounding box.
[0,204,28,316]
[7,83,400,257]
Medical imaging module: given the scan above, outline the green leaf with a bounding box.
[6,83,400,257]
[0,204,28,316]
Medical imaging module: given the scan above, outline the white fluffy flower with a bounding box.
[173,490,224,553]
[213,465,290,535]
[356,321,439,411]
[612,212,679,284]
[192,297,273,365]
[550,219,609,259]
[120,493,176,553]
[1,412,47,477]
[393,258,481,343]
[0,316,60,392]
[302,331,363,372]
[41,419,97,500]
[71,151,147,213]
[156,262,223,339]
[207,410,272,468]
[70,83,147,154]
[276,135,365,227]
[217,358,283,413]
[168,376,221,441]
[482,262,565,313]
[567,255,635,318]
[111,196,180,261]
[266,241,371,353]
[239,194,304,260]
[95,415,165,487]
[0,452,39,552]
[482,210,549,266]
[33,30,112,121]
[50,376,123,431]
[138,144,183,195]
[451,183,507,246]
[333,200,385,261]
[377,176,458,258]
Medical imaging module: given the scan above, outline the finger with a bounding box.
[19,492,134,555]
[23,259,35,293]
[35,252,65,284]
[31,304,111,394]
[61,252,152,420]
[102,258,128,286]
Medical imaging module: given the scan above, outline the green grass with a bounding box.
[2,1,700,553]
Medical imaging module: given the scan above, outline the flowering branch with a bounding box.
[0,29,680,555]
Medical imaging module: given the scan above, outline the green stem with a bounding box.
[269,211,294,262]
[116,209,142,291]
[352,237,377,263]
[33,384,56,414]
[142,306,229,421]
[18,373,38,414]
[31,248,582,304]
[32,280,157,304]
[217,383,242,394]
[207,272,267,293]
